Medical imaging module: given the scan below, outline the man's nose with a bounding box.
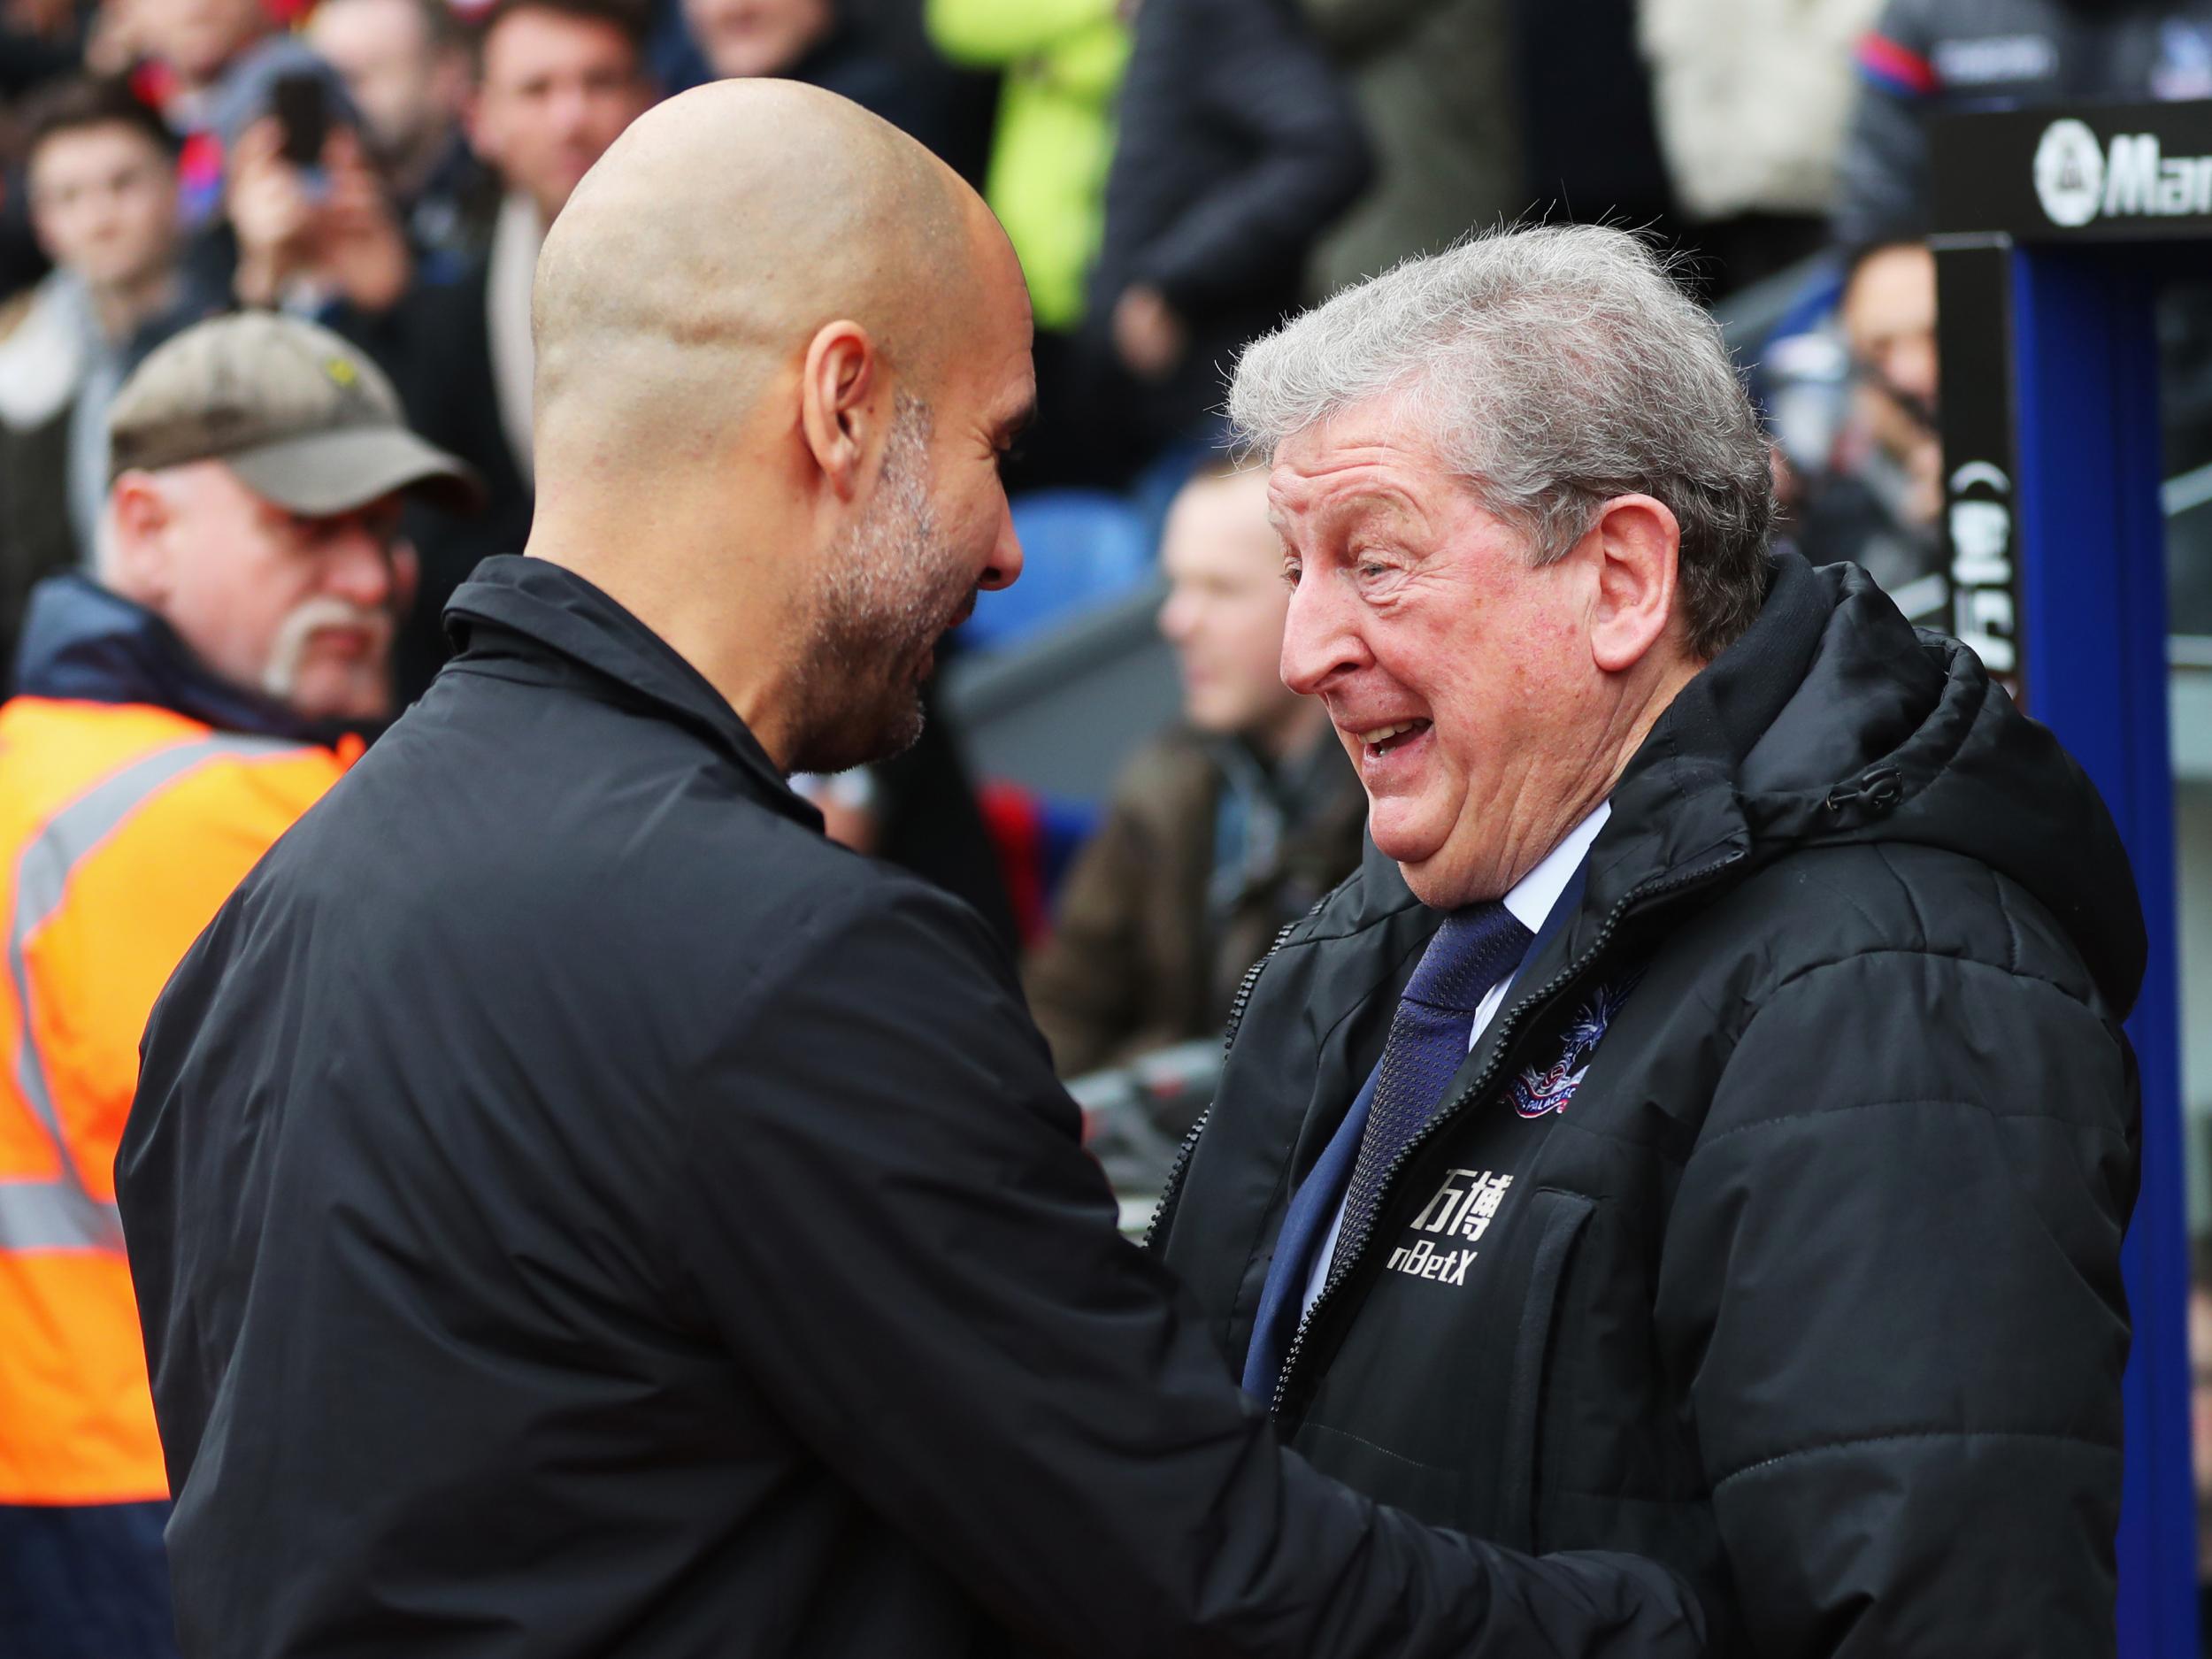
[978,499,1022,592]
[325,525,397,607]
[1279,573,1367,695]
[1157,588,1193,645]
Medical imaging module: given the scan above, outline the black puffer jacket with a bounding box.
[1156,553,2145,1656]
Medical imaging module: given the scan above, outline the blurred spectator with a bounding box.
[1834,0,2212,248]
[0,75,201,675]
[1090,0,1370,464]
[1299,0,1522,296]
[371,0,654,700]
[1640,0,1878,290]
[926,0,1125,488]
[0,0,86,96]
[1025,460,1364,1077]
[680,0,965,155]
[127,0,353,228]
[220,112,414,312]
[310,0,492,262]
[0,311,472,1659]
[1797,236,1947,624]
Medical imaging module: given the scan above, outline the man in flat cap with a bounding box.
[0,310,472,1659]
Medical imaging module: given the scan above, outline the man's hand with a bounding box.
[230,121,411,312]
[317,128,411,312]
[229,119,319,307]
[1113,283,1187,382]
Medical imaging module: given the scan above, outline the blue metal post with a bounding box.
[2008,245,2199,1659]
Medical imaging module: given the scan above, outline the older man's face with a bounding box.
[1271,399,1615,907]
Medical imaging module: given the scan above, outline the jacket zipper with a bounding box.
[1265,849,1746,1420]
[1141,908,1311,1251]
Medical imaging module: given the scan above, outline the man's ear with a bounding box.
[799,319,879,501]
[1586,493,1683,675]
[105,472,174,605]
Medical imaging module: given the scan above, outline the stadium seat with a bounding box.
[961,490,1153,652]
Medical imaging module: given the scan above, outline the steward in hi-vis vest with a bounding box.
[0,311,473,1659]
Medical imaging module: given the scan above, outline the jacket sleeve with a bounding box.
[1831,0,1939,244]
[1113,0,1373,312]
[675,879,1712,1659]
[1020,792,1151,1076]
[1658,934,2135,1655]
[1294,0,1447,59]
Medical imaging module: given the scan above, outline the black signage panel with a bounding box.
[1934,99,2212,242]
[1932,236,2026,703]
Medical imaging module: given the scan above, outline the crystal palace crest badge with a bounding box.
[1510,972,1642,1119]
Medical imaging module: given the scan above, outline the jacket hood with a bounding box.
[1603,550,2146,1015]
[11,571,365,749]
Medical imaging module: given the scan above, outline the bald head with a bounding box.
[520,81,1034,775]
[532,81,1010,480]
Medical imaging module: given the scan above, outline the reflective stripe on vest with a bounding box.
[2,732,301,1254]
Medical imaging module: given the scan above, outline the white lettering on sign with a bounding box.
[1947,462,2018,676]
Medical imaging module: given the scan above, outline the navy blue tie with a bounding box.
[1333,902,1533,1273]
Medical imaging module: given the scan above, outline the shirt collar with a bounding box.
[1502,801,1611,936]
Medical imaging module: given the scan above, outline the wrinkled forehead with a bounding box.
[1263,395,1452,533]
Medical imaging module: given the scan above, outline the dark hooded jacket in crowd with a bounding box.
[1088,0,1371,459]
[1156,553,2145,1656]
[117,554,1717,1658]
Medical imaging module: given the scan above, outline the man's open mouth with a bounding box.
[1354,718,1432,758]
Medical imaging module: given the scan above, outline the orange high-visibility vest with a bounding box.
[0,696,353,1506]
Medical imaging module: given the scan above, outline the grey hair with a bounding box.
[1228,225,1774,658]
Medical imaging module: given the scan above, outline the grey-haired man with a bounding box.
[1155,223,2145,1655]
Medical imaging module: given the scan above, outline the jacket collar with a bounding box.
[443,555,812,825]
[11,571,361,748]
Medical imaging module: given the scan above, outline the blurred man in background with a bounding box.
[1026,459,1364,1078]
[128,0,352,227]
[1798,235,1946,624]
[0,74,196,673]
[1298,0,1523,297]
[680,0,967,158]
[310,0,489,262]
[374,0,655,700]
[0,311,471,1659]
[1090,0,1369,464]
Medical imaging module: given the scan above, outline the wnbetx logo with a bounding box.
[1386,1168,1514,1286]
[2035,118,2212,227]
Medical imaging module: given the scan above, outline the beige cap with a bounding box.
[107,311,482,516]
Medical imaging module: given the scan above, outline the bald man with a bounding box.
[117,85,1706,1658]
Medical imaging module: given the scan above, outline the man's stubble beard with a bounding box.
[786,394,971,776]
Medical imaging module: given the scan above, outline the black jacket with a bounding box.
[117,555,1713,1658]
[1156,554,2146,1656]
[1089,0,1371,451]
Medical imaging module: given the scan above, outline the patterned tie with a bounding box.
[1333,902,1534,1271]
